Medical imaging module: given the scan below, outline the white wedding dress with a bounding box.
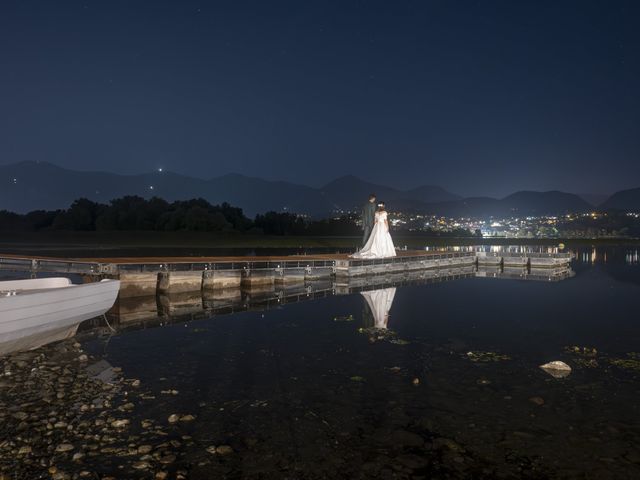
[351,211,396,258]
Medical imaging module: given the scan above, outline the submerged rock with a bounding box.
[138,444,153,454]
[215,445,234,455]
[132,461,151,470]
[17,446,32,455]
[390,430,424,448]
[539,361,572,378]
[55,443,74,453]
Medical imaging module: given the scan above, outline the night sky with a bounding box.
[1,0,638,197]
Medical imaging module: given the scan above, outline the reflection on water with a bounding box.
[361,288,396,329]
[101,265,574,331]
[4,245,640,478]
[427,244,564,254]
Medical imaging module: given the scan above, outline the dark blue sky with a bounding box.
[1,0,638,197]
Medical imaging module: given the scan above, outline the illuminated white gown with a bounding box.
[361,287,397,329]
[351,211,396,258]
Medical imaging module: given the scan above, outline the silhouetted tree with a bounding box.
[0,211,26,231]
[254,212,306,235]
[52,198,101,230]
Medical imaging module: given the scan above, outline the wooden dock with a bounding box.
[91,262,574,334]
[0,250,572,298]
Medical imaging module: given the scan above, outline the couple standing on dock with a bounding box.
[351,193,397,259]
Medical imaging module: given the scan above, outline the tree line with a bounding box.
[0,196,364,235]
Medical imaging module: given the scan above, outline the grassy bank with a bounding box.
[0,231,639,258]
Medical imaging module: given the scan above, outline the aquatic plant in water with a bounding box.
[608,353,640,372]
[563,346,599,368]
[466,351,511,362]
[563,346,598,357]
[357,327,409,345]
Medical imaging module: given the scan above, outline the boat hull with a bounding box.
[0,279,120,345]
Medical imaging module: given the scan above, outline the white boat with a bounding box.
[0,277,120,355]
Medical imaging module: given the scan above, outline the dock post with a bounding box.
[241,267,274,289]
[115,272,160,298]
[157,271,204,294]
[274,266,307,285]
[202,269,242,290]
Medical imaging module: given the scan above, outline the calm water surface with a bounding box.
[72,246,640,478]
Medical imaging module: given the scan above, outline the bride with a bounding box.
[351,202,396,258]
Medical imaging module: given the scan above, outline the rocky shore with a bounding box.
[0,339,188,479]
[3,329,640,479]
[0,336,540,480]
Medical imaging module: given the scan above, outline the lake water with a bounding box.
[2,245,640,479]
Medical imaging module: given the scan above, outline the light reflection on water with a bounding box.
[75,245,640,478]
[3,245,640,478]
[425,244,563,254]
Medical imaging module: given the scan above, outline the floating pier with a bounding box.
[0,249,572,298]
[93,262,574,334]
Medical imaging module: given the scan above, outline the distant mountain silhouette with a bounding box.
[319,175,399,210]
[600,188,640,211]
[405,185,462,203]
[319,175,454,212]
[577,193,609,207]
[207,173,327,214]
[425,191,592,217]
[0,161,604,217]
[502,191,593,215]
[427,197,502,218]
[0,161,327,216]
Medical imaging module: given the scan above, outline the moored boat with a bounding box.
[0,277,120,354]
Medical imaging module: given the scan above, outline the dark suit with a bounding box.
[361,201,376,246]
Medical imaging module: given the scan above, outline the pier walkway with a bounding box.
[0,249,571,298]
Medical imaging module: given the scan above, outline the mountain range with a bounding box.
[1,161,637,218]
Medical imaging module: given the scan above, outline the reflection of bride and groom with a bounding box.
[351,193,396,259]
[361,287,411,345]
[361,287,396,330]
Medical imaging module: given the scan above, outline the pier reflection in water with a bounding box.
[78,246,640,479]
[6,246,640,479]
[103,265,573,329]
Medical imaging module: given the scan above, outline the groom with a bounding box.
[361,193,377,246]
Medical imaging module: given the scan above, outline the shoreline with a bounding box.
[0,231,639,254]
